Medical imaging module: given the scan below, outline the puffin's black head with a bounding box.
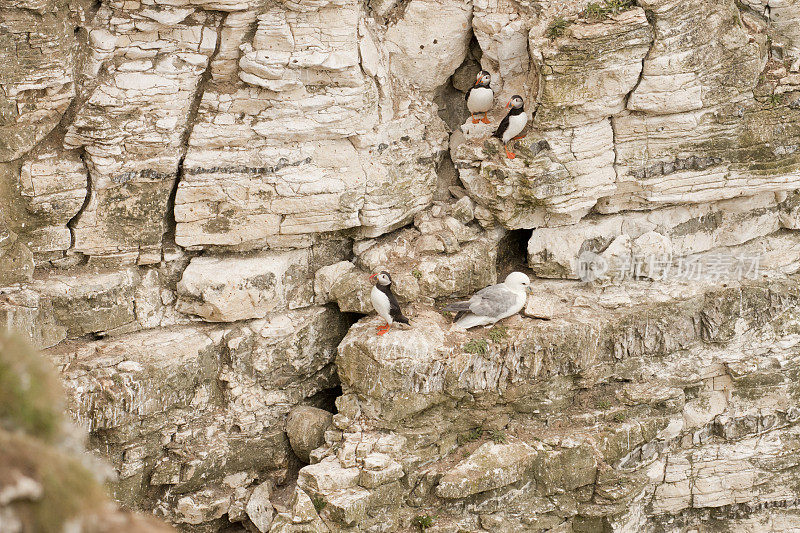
[506,95,524,109]
[369,271,392,286]
[475,70,491,87]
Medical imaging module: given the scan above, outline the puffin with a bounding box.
[369,271,410,335]
[493,95,528,159]
[443,272,532,329]
[465,70,494,124]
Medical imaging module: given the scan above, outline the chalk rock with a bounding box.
[176,250,312,321]
[436,440,539,498]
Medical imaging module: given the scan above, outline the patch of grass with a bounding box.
[489,429,507,444]
[488,325,508,343]
[547,17,570,39]
[312,496,326,513]
[412,269,422,280]
[482,141,499,156]
[442,310,452,318]
[463,339,489,355]
[605,0,635,11]
[582,0,635,21]
[596,399,612,410]
[769,93,785,107]
[613,412,627,422]
[584,2,604,20]
[458,427,484,445]
[413,514,435,530]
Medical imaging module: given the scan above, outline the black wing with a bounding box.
[387,291,409,324]
[493,112,510,139]
[442,301,471,312]
[464,86,473,101]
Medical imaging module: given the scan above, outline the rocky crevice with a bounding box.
[65,148,92,261]
[163,13,228,257]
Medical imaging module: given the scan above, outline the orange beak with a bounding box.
[369,273,377,280]
[506,100,511,108]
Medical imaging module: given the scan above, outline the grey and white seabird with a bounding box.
[443,272,532,329]
[369,271,410,335]
[466,70,494,124]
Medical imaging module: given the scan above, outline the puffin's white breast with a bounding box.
[370,285,392,324]
[467,87,494,114]
[502,112,528,143]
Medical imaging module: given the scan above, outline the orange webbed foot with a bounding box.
[471,114,479,124]
[376,324,391,336]
[506,149,516,159]
[481,114,491,124]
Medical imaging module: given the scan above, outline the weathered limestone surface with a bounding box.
[176,249,313,321]
[628,0,764,114]
[64,5,223,263]
[534,8,653,128]
[436,440,540,499]
[527,192,782,279]
[45,305,348,526]
[322,252,800,530]
[3,0,800,530]
[0,0,76,161]
[0,147,88,261]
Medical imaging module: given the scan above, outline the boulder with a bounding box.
[286,406,334,463]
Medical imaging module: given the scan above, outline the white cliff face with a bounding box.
[2,0,800,530]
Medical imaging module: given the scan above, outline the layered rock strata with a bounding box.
[1,0,800,530]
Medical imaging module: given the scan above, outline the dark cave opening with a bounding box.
[434,35,484,131]
[496,228,534,279]
[305,384,342,415]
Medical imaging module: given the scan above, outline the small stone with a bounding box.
[359,455,404,489]
[449,185,468,199]
[326,488,370,526]
[415,234,446,254]
[523,293,557,319]
[117,360,143,373]
[297,458,360,494]
[451,196,475,224]
[245,481,274,533]
[290,487,318,524]
[175,490,230,525]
